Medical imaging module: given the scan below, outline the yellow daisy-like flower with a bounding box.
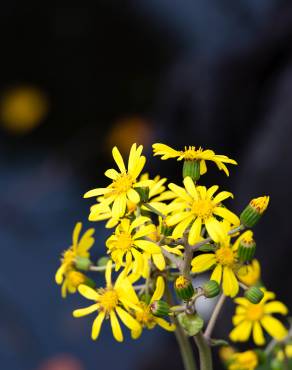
[106,217,163,277]
[228,350,258,370]
[73,261,141,342]
[153,143,237,176]
[167,176,239,244]
[191,228,253,297]
[55,222,94,298]
[237,259,261,287]
[131,276,176,339]
[84,143,152,219]
[230,291,288,345]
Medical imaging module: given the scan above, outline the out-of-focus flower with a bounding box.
[237,259,261,287]
[228,350,258,370]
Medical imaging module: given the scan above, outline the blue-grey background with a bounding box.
[1,1,292,370]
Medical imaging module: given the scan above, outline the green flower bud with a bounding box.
[244,287,264,304]
[135,187,150,203]
[150,300,170,317]
[238,232,256,262]
[177,312,204,336]
[183,160,200,181]
[240,196,269,228]
[174,276,195,301]
[75,256,91,271]
[203,280,220,298]
[97,256,110,267]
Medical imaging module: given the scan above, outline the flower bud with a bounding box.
[240,196,269,228]
[150,300,170,317]
[183,160,200,181]
[75,256,91,271]
[135,186,150,203]
[174,276,195,301]
[238,232,256,262]
[244,287,264,304]
[97,256,110,267]
[203,280,220,298]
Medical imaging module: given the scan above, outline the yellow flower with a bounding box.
[191,228,254,297]
[55,222,94,298]
[277,344,292,361]
[131,276,176,338]
[153,143,237,176]
[230,291,288,345]
[106,217,163,277]
[219,346,236,362]
[73,261,141,342]
[84,144,152,219]
[228,350,258,370]
[237,259,261,287]
[167,177,239,244]
[249,196,269,214]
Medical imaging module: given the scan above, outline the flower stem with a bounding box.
[193,332,213,370]
[174,319,198,370]
[204,294,226,341]
[89,264,115,272]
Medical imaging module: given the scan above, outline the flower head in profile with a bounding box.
[73,261,141,342]
[167,177,239,244]
[106,217,163,277]
[131,276,175,339]
[228,350,258,370]
[84,144,152,219]
[230,290,288,345]
[191,228,254,297]
[55,222,94,297]
[153,143,237,176]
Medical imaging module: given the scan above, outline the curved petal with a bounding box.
[110,310,123,342]
[104,169,119,180]
[205,217,225,242]
[152,253,166,271]
[212,191,233,204]
[112,146,126,173]
[188,218,202,245]
[168,183,193,203]
[150,276,165,303]
[155,317,176,331]
[91,311,105,340]
[191,254,216,273]
[105,260,113,286]
[210,264,222,284]
[131,327,143,339]
[112,194,127,219]
[207,185,219,198]
[222,267,239,297]
[264,301,288,315]
[83,188,111,198]
[183,177,198,199]
[260,315,288,340]
[72,222,82,246]
[229,320,252,342]
[134,240,161,254]
[127,188,140,204]
[172,215,193,239]
[78,284,99,300]
[73,303,98,318]
[115,306,141,331]
[253,321,265,346]
[213,207,239,226]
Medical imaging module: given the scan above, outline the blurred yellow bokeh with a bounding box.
[0,85,49,134]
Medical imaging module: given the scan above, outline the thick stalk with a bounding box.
[193,332,213,370]
[174,319,198,370]
[204,294,226,341]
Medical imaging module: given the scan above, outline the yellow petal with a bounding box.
[205,218,225,242]
[104,168,119,180]
[127,143,138,173]
[152,253,166,271]
[191,254,216,273]
[55,265,65,284]
[127,188,140,204]
[134,240,161,254]
[229,320,252,342]
[172,215,193,239]
[188,218,202,245]
[212,191,233,204]
[110,310,123,342]
[260,316,288,340]
[253,321,265,346]
[72,222,82,246]
[222,267,239,297]
[78,284,99,300]
[150,276,165,303]
[234,297,250,307]
[210,264,222,284]
[207,185,219,198]
[161,244,184,256]
[131,327,142,339]
[73,303,98,317]
[112,146,126,173]
[129,216,149,232]
[168,183,193,202]
[131,155,146,179]
[91,311,105,340]
[155,317,176,331]
[83,188,111,198]
[105,260,113,286]
[112,194,127,219]
[200,160,207,175]
[232,314,245,325]
[167,212,190,226]
[213,207,239,226]
[183,177,198,199]
[264,301,288,315]
[116,306,141,331]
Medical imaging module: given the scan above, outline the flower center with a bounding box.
[98,288,119,313]
[115,233,133,251]
[112,174,133,194]
[191,199,214,220]
[67,271,86,287]
[135,302,155,327]
[181,146,203,160]
[215,247,235,267]
[246,303,264,321]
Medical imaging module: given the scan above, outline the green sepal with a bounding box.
[174,276,195,301]
[238,239,256,262]
[75,256,92,271]
[150,300,170,317]
[240,205,262,228]
[198,244,216,252]
[97,256,110,267]
[183,160,200,181]
[177,313,204,336]
[203,280,220,298]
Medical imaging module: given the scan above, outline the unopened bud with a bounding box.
[203,280,220,298]
[150,300,170,317]
[238,232,256,262]
[174,276,195,301]
[244,287,264,304]
[240,196,269,228]
[75,256,91,271]
[183,160,200,181]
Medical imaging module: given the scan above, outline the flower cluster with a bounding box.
[55,143,290,370]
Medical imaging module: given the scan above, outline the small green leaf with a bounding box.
[177,313,204,336]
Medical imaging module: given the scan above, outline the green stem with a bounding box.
[174,319,198,370]
[193,332,213,370]
[204,294,226,341]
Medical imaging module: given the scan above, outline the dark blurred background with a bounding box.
[1,1,292,370]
